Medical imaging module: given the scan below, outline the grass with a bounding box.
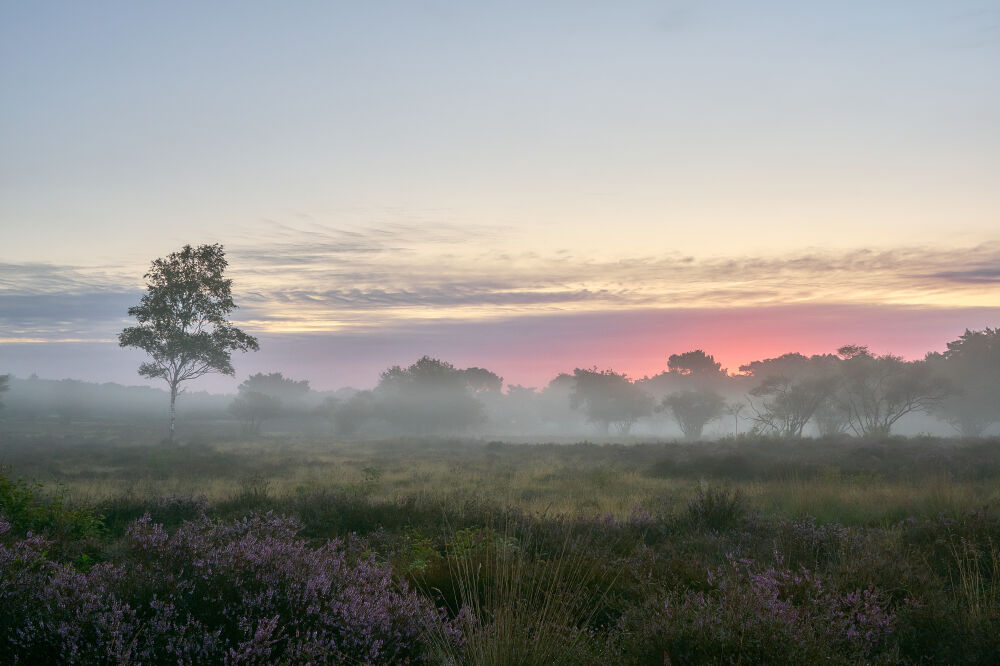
[424,518,615,665]
[6,435,996,527]
[2,431,1000,663]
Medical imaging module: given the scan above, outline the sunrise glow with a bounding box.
[1,2,998,390]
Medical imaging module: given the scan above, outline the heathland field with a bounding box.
[2,432,1000,664]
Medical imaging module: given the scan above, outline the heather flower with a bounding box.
[621,555,895,664]
[2,512,457,664]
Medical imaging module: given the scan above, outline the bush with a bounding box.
[620,556,896,664]
[0,467,103,561]
[98,492,212,538]
[1,512,459,664]
[774,516,848,569]
[686,486,747,530]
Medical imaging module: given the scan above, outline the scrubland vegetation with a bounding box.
[1,429,999,664]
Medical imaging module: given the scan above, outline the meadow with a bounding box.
[2,429,999,664]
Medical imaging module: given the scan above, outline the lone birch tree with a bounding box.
[119,244,258,440]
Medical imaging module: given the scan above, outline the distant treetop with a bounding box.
[667,350,727,377]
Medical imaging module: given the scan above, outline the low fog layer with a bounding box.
[2,328,997,440]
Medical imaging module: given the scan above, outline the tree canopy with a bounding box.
[836,345,950,436]
[374,356,488,435]
[229,372,310,435]
[667,350,727,378]
[662,389,726,440]
[119,244,258,440]
[741,353,839,438]
[569,368,653,435]
[926,328,1000,436]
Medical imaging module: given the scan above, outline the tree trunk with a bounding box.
[169,384,178,442]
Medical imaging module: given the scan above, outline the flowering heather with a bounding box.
[0,512,457,664]
[621,555,895,664]
[775,515,849,568]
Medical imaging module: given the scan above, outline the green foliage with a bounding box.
[361,466,382,483]
[686,485,748,530]
[395,528,442,574]
[4,434,1000,662]
[0,467,103,551]
[118,243,259,438]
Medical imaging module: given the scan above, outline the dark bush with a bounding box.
[686,486,747,530]
[0,512,459,664]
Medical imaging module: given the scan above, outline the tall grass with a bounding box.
[949,537,1000,621]
[423,518,615,665]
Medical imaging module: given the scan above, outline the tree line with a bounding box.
[86,243,999,440]
[214,333,997,439]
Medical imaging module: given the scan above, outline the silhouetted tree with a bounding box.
[662,390,726,440]
[642,349,730,396]
[836,345,950,436]
[119,244,259,440]
[0,374,8,410]
[570,368,654,435]
[461,367,504,394]
[325,390,377,438]
[241,372,310,404]
[740,353,839,438]
[229,372,309,435]
[668,350,727,378]
[926,328,1000,437]
[374,356,486,435]
[229,392,281,435]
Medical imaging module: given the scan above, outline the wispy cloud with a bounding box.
[2,222,999,341]
[923,266,1000,284]
[225,226,1000,332]
[0,262,135,295]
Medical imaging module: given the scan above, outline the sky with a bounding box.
[1,1,999,391]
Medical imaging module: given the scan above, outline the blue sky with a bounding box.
[1,1,998,389]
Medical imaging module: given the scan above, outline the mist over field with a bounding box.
[0,334,996,442]
[3,1,1000,664]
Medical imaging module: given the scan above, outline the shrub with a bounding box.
[98,492,212,538]
[0,467,103,561]
[1,512,458,664]
[686,486,747,530]
[774,516,848,569]
[620,556,896,664]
